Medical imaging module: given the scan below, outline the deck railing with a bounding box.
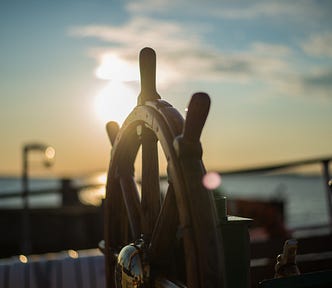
[0,179,104,258]
[0,156,331,258]
[220,156,332,226]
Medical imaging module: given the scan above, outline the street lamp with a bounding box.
[21,142,55,255]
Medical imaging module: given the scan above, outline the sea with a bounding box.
[0,171,331,233]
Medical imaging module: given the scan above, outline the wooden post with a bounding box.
[322,160,332,225]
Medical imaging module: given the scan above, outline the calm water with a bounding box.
[0,177,61,208]
[221,173,330,229]
[0,172,330,230]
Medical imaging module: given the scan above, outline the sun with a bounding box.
[94,53,139,125]
[94,81,137,125]
[95,54,138,81]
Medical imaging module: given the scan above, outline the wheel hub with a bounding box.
[115,239,150,288]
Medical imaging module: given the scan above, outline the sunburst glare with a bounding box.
[94,53,139,124]
[95,54,138,81]
[94,81,137,124]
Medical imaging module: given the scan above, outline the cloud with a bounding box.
[126,0,328,23]
[70,11,332,99]
[271,67,332,100]
[126,0,175,13]
[301,33,332,58]
[69,17,201,55]
[210,1,319,20]
[70,17,292,82]
[300,69,332,97]
[69,17,207,84]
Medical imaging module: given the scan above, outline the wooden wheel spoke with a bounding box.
[105,176,127,284]
[119,175,142,240]
[141,127,161,236]
[106,177,123,249]
[149,183,179,266]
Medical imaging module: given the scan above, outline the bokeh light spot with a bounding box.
[202,172,222,190]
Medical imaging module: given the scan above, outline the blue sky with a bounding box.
[1,0,332,176]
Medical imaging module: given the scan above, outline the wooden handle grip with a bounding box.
[138,47,160,104]
[183,92,211,143]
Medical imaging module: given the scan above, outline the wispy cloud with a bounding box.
[69,17,206,84]
[70,1,332,99]
[126,0,328,22]
[301,33,332,58]
[298,69,332,98]
[70,19,293,86]
[69,17,201,58]
[210,1,321,20]
[126,0,175,13]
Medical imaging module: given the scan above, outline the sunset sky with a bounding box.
[1,0,332,177]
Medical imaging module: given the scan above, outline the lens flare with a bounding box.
[94,81,137,125]
[95,54,138,81]
[202,172,222,190]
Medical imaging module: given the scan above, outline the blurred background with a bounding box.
[1,0,332,261]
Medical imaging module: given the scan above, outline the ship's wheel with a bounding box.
[104,47,225,288]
